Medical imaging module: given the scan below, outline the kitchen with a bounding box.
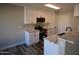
[0,3,79,55]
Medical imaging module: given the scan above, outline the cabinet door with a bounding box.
[25,32,30,45]
[26,31,39,46]
[34,32,39,43]
[58,38,66,55]
[29,33,35,45]
[74,5,79,16]
[44,39,59,55]
[30,32,39,45]
[58,13,70,33]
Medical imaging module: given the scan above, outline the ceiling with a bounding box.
[5,3,79,11]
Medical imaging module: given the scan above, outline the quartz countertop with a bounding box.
[45,31,79,44]
[25,29,39,33]
[24,26,39,33]
[59,31,79,43]
[45,35,58,43]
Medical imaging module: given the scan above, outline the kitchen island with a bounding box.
[44,31,79,55]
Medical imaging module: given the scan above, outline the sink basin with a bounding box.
[57,32,66,36]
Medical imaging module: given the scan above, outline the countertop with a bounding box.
[45,31,79,44]
[25,29,39,33]
[59,31,79,43]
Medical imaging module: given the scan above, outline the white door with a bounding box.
[58,13,70,33]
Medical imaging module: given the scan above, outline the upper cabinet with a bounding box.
[74,4,79,16]
[24,6,58,28]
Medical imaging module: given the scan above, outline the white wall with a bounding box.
[0,4,24,49]
[24,6,58,29]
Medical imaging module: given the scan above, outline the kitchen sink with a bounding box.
[57,32,66,36]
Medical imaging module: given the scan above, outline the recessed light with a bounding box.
[44,4,60,10]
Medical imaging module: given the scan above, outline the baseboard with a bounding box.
[0,41,25,50]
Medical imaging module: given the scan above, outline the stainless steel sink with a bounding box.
[57,32,66,36]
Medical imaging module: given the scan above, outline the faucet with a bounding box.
[66,26,72,32]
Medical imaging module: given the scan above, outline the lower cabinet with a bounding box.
[44,38,66,55]
[44,39,59,55]
[25,31,39,46]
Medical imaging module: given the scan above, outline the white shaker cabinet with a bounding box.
[25,31,39,46]
[44,37,66,55]
[74,4,79,16]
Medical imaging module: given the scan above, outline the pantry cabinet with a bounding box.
[58,11,77,33]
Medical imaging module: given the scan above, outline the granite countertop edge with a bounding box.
[44,31,79,44]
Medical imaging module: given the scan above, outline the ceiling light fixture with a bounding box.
[44,4,60,10]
